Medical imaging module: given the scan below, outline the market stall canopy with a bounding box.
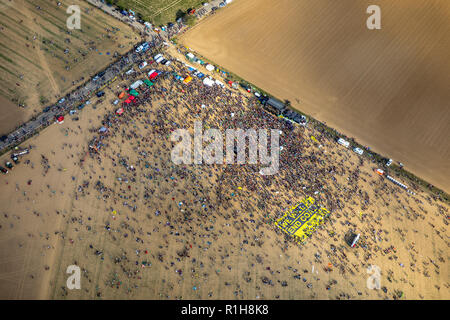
[203,77,214,87]
[215,79,224,87]
[129,89,139,97]
[205,64,215,72]
[183,76,193,84]
[116,107,124,115]
[118,92,125,99]
[143,79,154,87]
[130,80,143,90]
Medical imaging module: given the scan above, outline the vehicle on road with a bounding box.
[353,147,364,155]
[139,61,148,69]
[5,162,13,169]
[96,91,105,97]
[337,138,350,148]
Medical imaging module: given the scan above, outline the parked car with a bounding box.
[43,106,51,112]
[353,147,364,155]
[139,61,148,69]
[0,166,8,174]
[96,91,105,97]
[386,159,393,167]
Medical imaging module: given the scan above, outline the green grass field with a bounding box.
[111,0,205,26]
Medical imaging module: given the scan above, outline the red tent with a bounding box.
[56,116,64,123]
[149,72,158,80]
[129,95,135,101]
[116,108,124,115]
[124,98,131,104]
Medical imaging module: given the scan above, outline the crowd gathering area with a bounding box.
[0,49,448,300]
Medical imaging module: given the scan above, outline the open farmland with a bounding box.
[181,0,450,193]
[0,0,138,135]
[109,0,204,26]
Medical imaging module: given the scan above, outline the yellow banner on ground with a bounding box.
[275,196,329,242]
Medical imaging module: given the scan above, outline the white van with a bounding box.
[353,147,364,155]
[156,56,164,64]
[154,53,163,61]
[337,138,350,148]
[139,61,148,69]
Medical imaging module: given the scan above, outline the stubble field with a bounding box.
[0,0,137,135]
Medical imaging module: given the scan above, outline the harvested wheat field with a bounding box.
[0,0,138,135]
[181,0,450,193]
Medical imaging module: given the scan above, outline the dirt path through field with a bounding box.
[21,1,60,98]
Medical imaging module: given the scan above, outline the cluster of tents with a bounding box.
[113,68,163,114]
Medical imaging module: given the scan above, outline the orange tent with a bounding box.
[183,76,192,84]
[118,92,125,99]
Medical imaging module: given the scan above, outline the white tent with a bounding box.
[205,64,215,72]
[215,79,225,87]
[130,80,143,89]
[203,77,214,87]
